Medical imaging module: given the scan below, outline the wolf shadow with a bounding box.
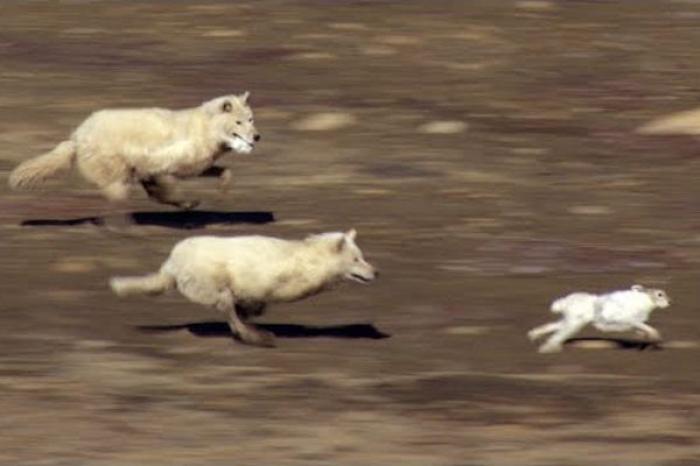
[137,321,391,341]
[21,210,274,230]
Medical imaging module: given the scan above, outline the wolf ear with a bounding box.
[335,235,347,253]
[346,229,357,241]
[239,91,250,105]
[221,100,233,112]
[631,284,645,292]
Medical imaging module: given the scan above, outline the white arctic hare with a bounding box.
[110,229,378,347]
[528,284,670,353]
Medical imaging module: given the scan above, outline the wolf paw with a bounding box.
[239,328,276,348]
[177,200,200,211]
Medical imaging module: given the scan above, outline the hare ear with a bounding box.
[631,284,645,292]
[346,228,357,241]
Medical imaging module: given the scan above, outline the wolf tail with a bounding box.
[110,269,175,297]
[9,140,77,189]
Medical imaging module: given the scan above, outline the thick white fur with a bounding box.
[528,285,670,353]
[9,93,259,206]
[110,229,377,347]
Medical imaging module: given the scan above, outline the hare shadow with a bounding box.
[137,321,391,340]
[21,210,275,230]
[565,337,663,351]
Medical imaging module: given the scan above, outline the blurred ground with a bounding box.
[2,1,700,465]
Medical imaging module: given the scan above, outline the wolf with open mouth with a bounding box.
[9,92,260,209]
[110,229,378,348]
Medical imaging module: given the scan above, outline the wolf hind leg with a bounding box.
[141,175,199,210]
[75,150,132,202]
[235,302,267,320]
[176,271,274,347]
[225,300,275,348]
[101,180,131,202]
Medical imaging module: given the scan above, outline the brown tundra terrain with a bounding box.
[1,1,699,465]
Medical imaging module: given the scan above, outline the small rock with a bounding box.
[275,219,319,227]
[52,258,96,273]
[354,188,392,196]
[374,35,421,45]
[418,121,468,134]
[637,108,700,135]
[75,339,114,349]
[288,52,336,60]
[509,265,551,275]
[361,46,397,56]
[328,22,368,31]
[511,147,549,156]
[62,28,103,35]
[568,205,613,215]
[255,108,294,120]
[201,29,245,38]
[292,112,356,131]
[516,1,556,11]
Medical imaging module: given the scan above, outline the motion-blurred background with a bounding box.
[1,1,699,465]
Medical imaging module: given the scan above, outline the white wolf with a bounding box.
[110,229,377,347]
[528,285,670,353]
[9,93,260,209]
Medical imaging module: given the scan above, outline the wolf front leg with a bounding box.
[141,175,200,210]
[219,167,233,193]
[101,180,131,202]
[199,165,233,193]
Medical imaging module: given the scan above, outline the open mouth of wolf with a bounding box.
[224,134,254,154]
[350,273,373,283]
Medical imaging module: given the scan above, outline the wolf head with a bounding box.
[335,229,377,283]
[204,92,260,154]
[631,284,670,309]
[312,229,377,284]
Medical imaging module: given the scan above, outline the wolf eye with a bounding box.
[249,118,253,123]
[236,121,242,125]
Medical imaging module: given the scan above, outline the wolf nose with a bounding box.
[254,134,261,142]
